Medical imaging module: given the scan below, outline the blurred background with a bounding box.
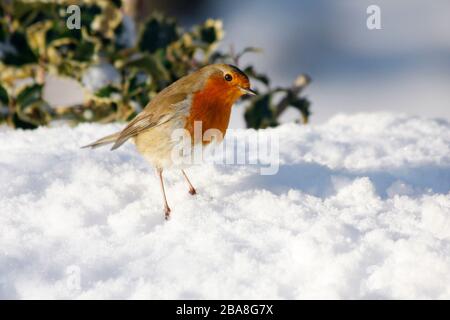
[181,0,450,126]
[3,0,450,128]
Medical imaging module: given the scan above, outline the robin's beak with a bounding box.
[239,87,257,96]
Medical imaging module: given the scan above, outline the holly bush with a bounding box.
[0,0,311,130]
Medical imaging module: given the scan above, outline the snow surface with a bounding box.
[1,112,449,299]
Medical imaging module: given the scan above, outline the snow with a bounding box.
[116,15,137,49]
[81,63,121,92]
[0,112,449,299]
[0,41,17,59]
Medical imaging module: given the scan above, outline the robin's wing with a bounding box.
[110,68,211,151]
[110,92,189,150]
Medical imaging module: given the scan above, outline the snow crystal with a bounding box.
[0,112,449,299]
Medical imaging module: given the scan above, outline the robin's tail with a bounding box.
[81,132,121,149]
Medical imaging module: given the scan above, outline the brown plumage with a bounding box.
[83,64,255,219]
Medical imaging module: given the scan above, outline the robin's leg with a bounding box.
[181,169,197,195]
[156,168,171,219]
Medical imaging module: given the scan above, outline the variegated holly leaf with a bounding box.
[2,31,37,66]
[244,94,278,129]
[138,14,179,54]
[0,84,9,105]
[15,84,52,128]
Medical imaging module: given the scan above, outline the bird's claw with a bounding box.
[164,206,171,220]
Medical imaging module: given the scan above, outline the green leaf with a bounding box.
[16,84,43,108]
[90,2,122,40]
[138,15,179,53]
[236,47,262,59]
[244,94,278,129]
[95,85,120,98]
[121,54,170,84]
[208,51,231,63]
[72,40,95,62]
[11,1,57,27]
[15,85,52,128]
[0,23,5,42]
[127,72,149,95]
[199,26,217,44]
[80,4,102,32]
[193,19,223,45]
[111,0,122,8]
[12,113,38,130]
[46,21,82,45]
[0,84,8,105]
[290,97,311,123]
[16,101,52,127]
[244,66,270,86]
[3,31,38,66]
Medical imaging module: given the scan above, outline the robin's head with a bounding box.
[197,64,256,101]
[216,64,256,96]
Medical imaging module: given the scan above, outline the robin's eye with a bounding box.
[224,74,233,82]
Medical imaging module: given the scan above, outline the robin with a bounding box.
[83,64,255,219]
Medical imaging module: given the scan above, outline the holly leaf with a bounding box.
[2,31,38,66]
[95,85,120,98]
[16,84,42,108]
[0,84,8,105]
[244,94,278,129]
[15,84,52,128]
[196,19,223,44]
[138,14,179,53]
[120,53,170,85]
[244,66,270,86]
[290,97,311,124]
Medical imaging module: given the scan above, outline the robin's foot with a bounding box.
[189,187,197,195]
[164,206,171,220]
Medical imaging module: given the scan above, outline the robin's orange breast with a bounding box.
[185,75,242,142]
